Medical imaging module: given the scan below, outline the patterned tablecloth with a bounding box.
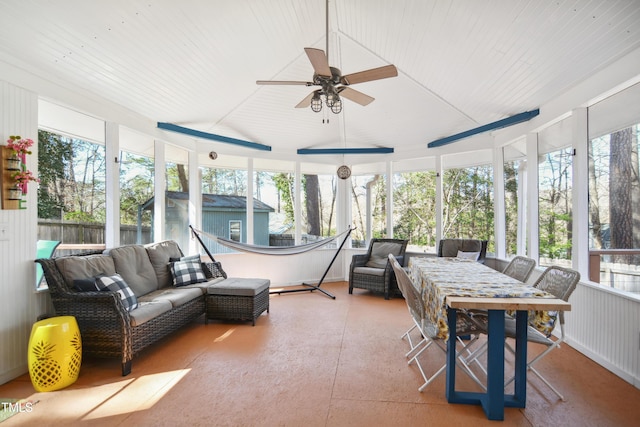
[408,257,555,340]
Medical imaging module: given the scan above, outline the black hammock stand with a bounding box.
[189,225,353,300]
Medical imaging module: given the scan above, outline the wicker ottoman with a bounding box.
[206,278,270,326]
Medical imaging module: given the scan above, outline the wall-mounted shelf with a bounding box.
[1,145,23,210]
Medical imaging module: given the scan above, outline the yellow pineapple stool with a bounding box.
[28,316,82,392]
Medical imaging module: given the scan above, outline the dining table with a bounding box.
[408,257,571,421]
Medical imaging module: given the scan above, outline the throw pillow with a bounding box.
[365,256,388,269]
[456,250,480,261]
[169,254,201,263]
[170,259,208,286]
[73,277,99,292]
[95,274,139,312]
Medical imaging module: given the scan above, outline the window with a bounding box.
[229,220,241,242]
[538,147,573,267]
[301,172,338,245]
[37,129,106,247]
[588,83,640,292]
[393,171,437,252]
[503,141,527,258]
[442,165,494,252]
[200,164,247,254]
[165,145,190,250]
[351,174,387,247]
[119,150,153,245]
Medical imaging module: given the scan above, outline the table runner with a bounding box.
[408,257,555,340]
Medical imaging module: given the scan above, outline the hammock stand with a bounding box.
[189,225,353,299]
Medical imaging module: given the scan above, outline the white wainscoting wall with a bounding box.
[0,81,51,385]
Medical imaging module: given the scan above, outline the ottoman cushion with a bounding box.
[208,278,270,296]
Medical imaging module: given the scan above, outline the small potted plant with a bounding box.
[4,135,38,198]
[11,169,39,198]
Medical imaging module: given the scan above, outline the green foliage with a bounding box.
[37,131,73,219]
[272,173,296,224]
[393,172,437,246]
[443,166,494,248]
[119,153,154,225]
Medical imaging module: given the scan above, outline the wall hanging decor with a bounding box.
[1,135,38,210]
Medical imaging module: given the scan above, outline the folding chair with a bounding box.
[389,255,486,392]
[502,265,580,400]
[502,255,537,283]
[469,265,580,400]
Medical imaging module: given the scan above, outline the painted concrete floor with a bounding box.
[1,281,638,426]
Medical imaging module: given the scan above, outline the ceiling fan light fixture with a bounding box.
[331,97,342,114]
[325,86,337,107]
[311,92,322,112]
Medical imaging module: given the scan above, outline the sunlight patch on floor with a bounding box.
[81,369,190,420]
[214,328,236,342]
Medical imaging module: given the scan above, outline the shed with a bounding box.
[141,191,275,253]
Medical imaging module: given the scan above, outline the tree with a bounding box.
[609,128,634,259]
[37,130,73,219]
[304,174,320,235]
[119,154,154,225]
[272,173,295,225]
[504,161,519,254]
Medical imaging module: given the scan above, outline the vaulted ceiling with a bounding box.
[1,0,639,170]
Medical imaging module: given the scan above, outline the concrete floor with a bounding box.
[1,281,638,426]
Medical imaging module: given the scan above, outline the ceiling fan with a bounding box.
[256,1,398,114]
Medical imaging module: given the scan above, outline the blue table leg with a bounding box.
[513,310,528,405]
[485,309,506,420]
[445,308,457,401]
[445,308,510,420]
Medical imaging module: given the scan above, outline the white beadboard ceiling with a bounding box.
[1,0,639,167]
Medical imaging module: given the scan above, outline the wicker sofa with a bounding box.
[36,240,230,376]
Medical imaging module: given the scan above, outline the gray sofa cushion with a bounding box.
[55,255,116,289]
[145,240,183,288]
[183,277,225,294]
[129,301,173,327]
[109,245,158,297]
[138,287,203,307]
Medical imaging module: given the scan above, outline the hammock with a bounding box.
[189,226,352,256]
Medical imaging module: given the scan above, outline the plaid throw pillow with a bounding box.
[95,274,138,312]
[170,259,208,286]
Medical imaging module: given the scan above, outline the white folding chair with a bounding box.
[502,256,537,283]
[469,265,580,400]
[502,265,580,400]
[390,255,486,392]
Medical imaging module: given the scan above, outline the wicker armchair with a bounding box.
[438,238,488,263]
[348,238,408,299]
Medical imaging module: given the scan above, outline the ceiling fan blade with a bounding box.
[295,91,317,108]
[337,87,375,106]
[304,47,332,78]
[256,80,312,86]
[340,64,398,85]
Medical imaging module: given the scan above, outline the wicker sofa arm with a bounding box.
[35,258,131,324]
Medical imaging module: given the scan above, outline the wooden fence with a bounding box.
[37,219,152,246]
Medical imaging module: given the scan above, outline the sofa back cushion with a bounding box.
[145,240,184,288]
[55,255,116,290]
[108,245,158,297]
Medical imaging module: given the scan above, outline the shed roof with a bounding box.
[142,191,275,212]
